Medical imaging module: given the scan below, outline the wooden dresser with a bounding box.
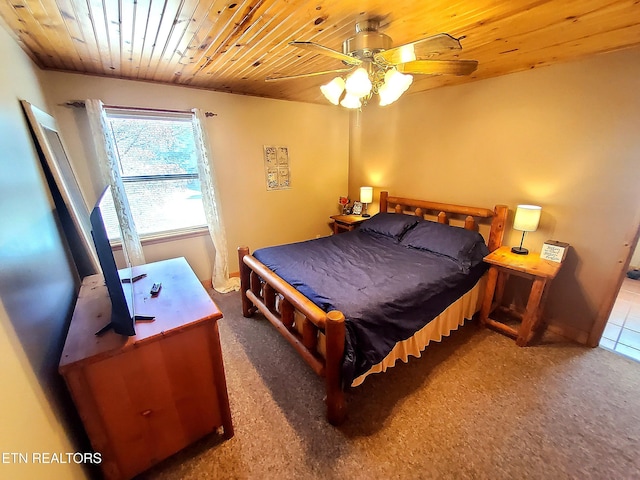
[59,257,233,480]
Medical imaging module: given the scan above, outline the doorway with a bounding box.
[597,231,640,361]
[598,276,640,361]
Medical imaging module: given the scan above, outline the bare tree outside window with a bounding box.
[102,111,206,240]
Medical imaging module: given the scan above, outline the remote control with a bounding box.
[150,283,162,296]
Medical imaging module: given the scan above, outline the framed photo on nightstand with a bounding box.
[540,240,569,263]
[351,201,363,215]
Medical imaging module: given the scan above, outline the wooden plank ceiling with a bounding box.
[1,0,638,105]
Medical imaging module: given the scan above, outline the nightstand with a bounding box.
[330,214,369,234]
[479,246,563,346]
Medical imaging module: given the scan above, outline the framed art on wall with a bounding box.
[264,145,291,191]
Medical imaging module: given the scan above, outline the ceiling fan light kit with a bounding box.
[340,93,363,109]
[378,69,413,106]
[344,67,373,98]
[268,19,478,109]
[320,77,346,105]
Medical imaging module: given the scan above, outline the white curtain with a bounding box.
[191,108,240,293]
[85,99,146,266]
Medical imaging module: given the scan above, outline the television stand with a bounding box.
[59,257,233,480]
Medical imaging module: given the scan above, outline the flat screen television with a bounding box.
[90,186,137,336]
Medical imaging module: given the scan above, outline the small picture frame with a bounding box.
[540,240,569,263]
[351,201,363,215]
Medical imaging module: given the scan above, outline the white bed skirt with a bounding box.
[289,274,486,388]
[350,275,486,387]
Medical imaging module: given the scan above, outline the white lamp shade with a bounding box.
[360,186,373,204]
[345,68,372,98]
[320,77,345,105]
[513,205,542,232]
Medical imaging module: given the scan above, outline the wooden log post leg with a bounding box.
[532,280,553,334]
[480,266,499,327]
[494,271,508,307]
[516,277,547,346]
[237,246,254,317]
[324,310,347,426]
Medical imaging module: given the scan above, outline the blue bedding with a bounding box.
[253,221,488,386]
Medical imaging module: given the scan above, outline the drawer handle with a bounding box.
[141,409,152,417]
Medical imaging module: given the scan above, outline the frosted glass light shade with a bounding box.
[378,69,413,106]
[345,68,372,98]
[320,77,345,105]
[360,186,373,204]
[513,205,541,232]
[340,93,362,109]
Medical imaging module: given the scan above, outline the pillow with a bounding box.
[359,212,420,239]
[400,220,489,265]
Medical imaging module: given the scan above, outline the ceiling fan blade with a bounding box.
[265,67,355,82]
[397,59,478,76]
[289,41,362,66]
[374,33,462,65]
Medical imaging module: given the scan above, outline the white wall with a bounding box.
[40,73,350,281]
[349,47,640,343]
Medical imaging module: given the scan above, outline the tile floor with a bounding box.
[599,275,640,362]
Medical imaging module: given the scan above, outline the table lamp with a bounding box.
[511,205,541,255]
[360,186,373,217]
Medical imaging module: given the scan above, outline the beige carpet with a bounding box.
[140,290,640,479]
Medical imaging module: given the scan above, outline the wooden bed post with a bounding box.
[325,310,347,425]
[237,246,254,317]
[379,191,389,213]
[488,205,508,251]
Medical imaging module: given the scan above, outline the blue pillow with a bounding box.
[359,213,419,239]
[400,220,489,265]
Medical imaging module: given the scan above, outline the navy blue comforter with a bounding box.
[253,230,487,386]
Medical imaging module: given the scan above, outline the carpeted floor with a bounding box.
[140,290,640,480]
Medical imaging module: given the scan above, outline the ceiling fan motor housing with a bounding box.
[342,19,392,61]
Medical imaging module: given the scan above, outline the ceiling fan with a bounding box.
[266,18,478,108]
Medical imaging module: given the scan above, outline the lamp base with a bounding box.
[362,213,371,218]
[511,246,529,255]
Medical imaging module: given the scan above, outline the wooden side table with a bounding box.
[330,214,369,234]
[479,246,563,346]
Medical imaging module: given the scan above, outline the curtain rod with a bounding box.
[64,100,217,117]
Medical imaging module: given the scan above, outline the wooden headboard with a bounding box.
[379,191,508,252]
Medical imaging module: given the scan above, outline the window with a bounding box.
[102,109,207,240]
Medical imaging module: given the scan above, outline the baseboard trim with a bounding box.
[546,323,590,346]
[201,272,239,291]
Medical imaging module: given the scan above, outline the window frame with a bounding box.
[104,108,208,242]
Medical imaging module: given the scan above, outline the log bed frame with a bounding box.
[238,192,508,425]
